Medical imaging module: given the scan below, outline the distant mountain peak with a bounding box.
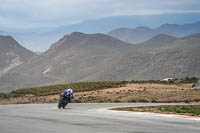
[182,33,200,40]
[0,35,37,81]
[138,33,178,48]
[108,21,200,44]
[151,34,177,40]
[0,35,15,40]
[108,26,152,34]
[134,26,152,31]
[49,32,87,50]
[49,32,130,53]
[159,23,178,28]
[48,32,132,54]
[0,35,21,48]
[69,32,85,36]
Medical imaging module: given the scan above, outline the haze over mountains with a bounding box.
[108,21,200,44]
[0,21,200,92]
[1,20,200,52]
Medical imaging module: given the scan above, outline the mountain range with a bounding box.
[0,32,132,91]
[0,32,200,92]
[90,33,200,81]
[0,22,200,92]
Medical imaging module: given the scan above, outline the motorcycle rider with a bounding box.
[60,87,74,102]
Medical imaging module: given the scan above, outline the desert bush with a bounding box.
[128,99,137,103]
[128,98,149,103]
[0,93,7,99]
[137,99,149,103]
[114,100,121,103]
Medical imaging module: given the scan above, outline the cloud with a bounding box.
[0,0,200,31]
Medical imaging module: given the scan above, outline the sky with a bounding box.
[0,0,200,52]
[0,0,200,32]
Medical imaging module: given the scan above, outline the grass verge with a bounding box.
[111,105,200,116]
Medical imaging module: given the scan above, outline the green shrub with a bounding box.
[128,99,137,103]
[0,93,7,99]
[128,98,149,103]
[137,99,149,103]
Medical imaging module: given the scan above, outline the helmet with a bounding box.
[68,87,73,93]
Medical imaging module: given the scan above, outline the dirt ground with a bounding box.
[0,83,200,104]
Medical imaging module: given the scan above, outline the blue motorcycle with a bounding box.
[58,94,71,109]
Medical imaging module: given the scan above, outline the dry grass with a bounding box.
[1,82,199,104]
[74,83,199,103]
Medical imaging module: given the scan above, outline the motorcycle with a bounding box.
[58,95,71,109]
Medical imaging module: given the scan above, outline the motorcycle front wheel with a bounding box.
[63,102,68,109]
[58,101,62,109]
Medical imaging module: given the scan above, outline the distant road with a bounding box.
[0,103,200,133]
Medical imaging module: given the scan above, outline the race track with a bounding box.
[0,103,199,133]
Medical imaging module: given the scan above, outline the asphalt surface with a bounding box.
[0,103,200,133]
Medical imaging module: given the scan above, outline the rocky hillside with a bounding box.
[0,32,199,92]
[0,32,131,91]
[86,33,200,81]
[0,35,37,78]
